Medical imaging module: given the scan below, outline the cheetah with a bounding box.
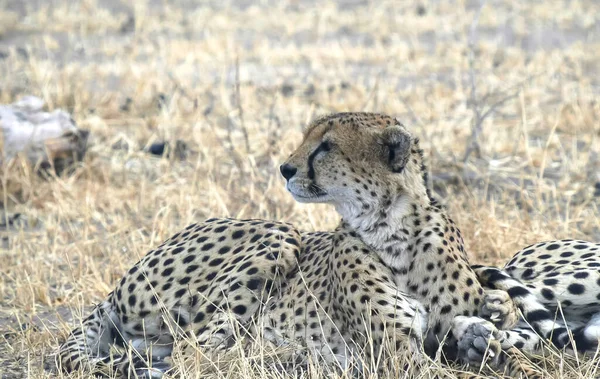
[453,239,600,368]
[57,112,533,377]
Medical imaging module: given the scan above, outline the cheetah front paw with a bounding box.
[134,362,170,379]
[119,354,171,379]
[453,316,502,368]
[480,289,520,330]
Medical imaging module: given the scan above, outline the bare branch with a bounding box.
[397,95,444,162]
[208,119,245,174]
[461,1,535,164]
[234,56,251,154]
[479,90,520,121]
[266,94,281,157]
[463,0,486,162]
[167,72,198,109]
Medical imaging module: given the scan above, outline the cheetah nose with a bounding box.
[280,164,297,181]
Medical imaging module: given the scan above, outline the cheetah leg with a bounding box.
[582,313,600,346]
[541,312,600,353]
[480,289,520,330]
[115,330,175,379]
[472,266,565,343]
[473,265,600,353]
[453,316,543,378]
[473,265,521,330]
[200,285,268,348]
[56,300,123,375]
[501,346,543,379]
[453,316,502,368]
[57,299,175,378]
[171,279,279,372]
[113,353,172,379]
[335,267,428,364]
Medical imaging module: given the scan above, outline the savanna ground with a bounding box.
[0,0,599,378]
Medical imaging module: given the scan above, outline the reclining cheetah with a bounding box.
[56,112,598,377]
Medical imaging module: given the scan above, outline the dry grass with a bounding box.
[0,0,599,377]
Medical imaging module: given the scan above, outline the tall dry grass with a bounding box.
[0,0,598,377]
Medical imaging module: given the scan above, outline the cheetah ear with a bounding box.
[380,123,412,173]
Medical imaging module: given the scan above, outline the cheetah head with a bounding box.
[280,112,429,217]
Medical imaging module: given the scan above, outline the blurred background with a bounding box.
[0,0,598,377]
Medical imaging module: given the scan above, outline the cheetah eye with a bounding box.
[320,140,332,152]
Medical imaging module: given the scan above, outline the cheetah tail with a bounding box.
[473,265,600,352]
